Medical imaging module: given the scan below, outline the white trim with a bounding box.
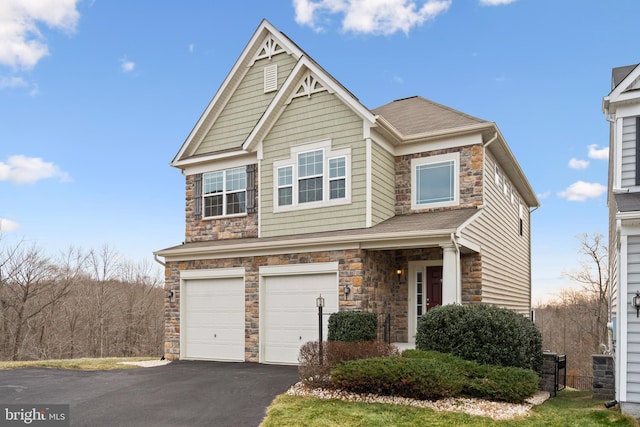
[616,117,623,190]
[365,137,372,227]
[408,260,443,341]
[411,152,460,210]
[620,234,629,401]
[180,267,246,279]
[395,134,482,156]
[259,262,339,276]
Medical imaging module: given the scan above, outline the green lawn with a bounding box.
[261,390,639,427]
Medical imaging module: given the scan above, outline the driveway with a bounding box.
[0,361,298,427]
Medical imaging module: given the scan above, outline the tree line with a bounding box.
[0,240,164,361]
[534,233,610,376]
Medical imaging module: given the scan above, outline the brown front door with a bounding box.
[426,266,443,311]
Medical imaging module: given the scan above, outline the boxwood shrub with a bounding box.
[415,304,542,373]
[331,350,539,403]
[328,311,377,342]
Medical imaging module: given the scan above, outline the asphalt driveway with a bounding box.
[0,361,298,427]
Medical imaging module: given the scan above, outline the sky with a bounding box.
[0,0,635,304]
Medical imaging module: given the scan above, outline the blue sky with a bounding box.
[0,0,634,303]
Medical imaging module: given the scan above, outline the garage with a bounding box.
[181,276,245,361]
[261,264,339,364]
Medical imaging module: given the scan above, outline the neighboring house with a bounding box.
[603,62,640,416]
[154,19,539,365]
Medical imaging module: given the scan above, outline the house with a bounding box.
[603,62,640,416]
[154,19,539,365]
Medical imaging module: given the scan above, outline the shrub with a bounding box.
[298,340,399,387]
[330,356,465,400]
[331,350,539,403]
[415,304,542,373]
[328,311,377,342]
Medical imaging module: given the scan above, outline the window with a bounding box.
[411,153,459,209]
[273,140,350,210]
[298,149,324,203]
[277,166,293,206]
[203,167,246,217]
[329,157,346,199]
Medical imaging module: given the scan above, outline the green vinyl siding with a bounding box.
[261,91,367,237]
[461,151,531,314]
[370,141,395,225]
[195,54,297,155]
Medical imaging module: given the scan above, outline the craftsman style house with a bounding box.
[155,20,538,365]
[603,63,640,416]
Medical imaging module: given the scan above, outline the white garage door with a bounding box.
[182,278,245,361]
[263,273,338,364]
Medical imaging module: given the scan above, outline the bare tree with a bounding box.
[562,233,609,353]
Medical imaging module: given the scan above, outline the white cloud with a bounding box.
[294,0,452,35]
[188,43,195,53]
[587,144,608,160]
[480,0,517,5]
[537,191,551,200]
[120,57,136,73]
[0,0,80,69]
[0,155,71,184]
[568,158,589,170]
[558,181,606,202]
[0,218,20,232]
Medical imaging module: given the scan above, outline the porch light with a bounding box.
[166,290,174,299]
[633,291,640,318]
[316,294,325,308]
[396,268,403,277]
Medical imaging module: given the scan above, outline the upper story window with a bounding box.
[274,140,350,211]
[203,167,246,217]
[411,152,459,210]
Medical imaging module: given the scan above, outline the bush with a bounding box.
[328,311,377,342]
[331,350,539,403]
[330,356,465,400]
[415,304,542,373]
[298,340,399,387]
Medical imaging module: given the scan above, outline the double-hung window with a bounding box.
[274,140,350,210]
[411,152,459,210]
[203,167,246,217]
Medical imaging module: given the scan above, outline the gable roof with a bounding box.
[604,63,640,114]
[373,96,488,137]
[612,64,638,90]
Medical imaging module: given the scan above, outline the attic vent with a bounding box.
[289,71,327,102]
[264,64,278,93]
[254,36,285,62]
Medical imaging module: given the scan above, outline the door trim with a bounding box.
[408,260,442,342]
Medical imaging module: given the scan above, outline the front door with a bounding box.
[409,262,443,341]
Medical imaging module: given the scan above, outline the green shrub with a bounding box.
[415,304,543,373]
[331,350,539,403]
[328,311,377,342]
[298,341,399,387]
[330,356,465,400]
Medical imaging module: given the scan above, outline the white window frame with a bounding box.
[202,167,247,218]
[411,152,460,210]
[273,140,350,212]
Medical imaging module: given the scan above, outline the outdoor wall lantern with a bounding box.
[633,291,640,318]
[166,290,174,299]
[396,268,403,277]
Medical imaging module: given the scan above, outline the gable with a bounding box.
[194,54,297,156]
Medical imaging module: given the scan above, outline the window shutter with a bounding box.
[246,164,256,213]
[636,117,640,186]
[193,173,202,219]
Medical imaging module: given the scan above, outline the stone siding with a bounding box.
[395,144,484,215]
[184,173,259,243]
[592,354,615,400]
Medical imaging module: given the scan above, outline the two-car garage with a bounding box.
[180,263,338,365]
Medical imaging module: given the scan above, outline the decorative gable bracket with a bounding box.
[286,71,333,104]
[251,35,286,64]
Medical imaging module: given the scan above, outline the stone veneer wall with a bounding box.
[164,249,366,362]
[394,144,484,215]
[461,253,482,304]
[592,354,615,400]
[184,173,259,243]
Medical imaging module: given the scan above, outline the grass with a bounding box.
[0,357,160,370]
[261,390,639,427]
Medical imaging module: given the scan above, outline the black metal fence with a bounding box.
[566,375,593,391]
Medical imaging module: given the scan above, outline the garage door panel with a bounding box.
[183,277,245,362]
[263,273,338,364]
